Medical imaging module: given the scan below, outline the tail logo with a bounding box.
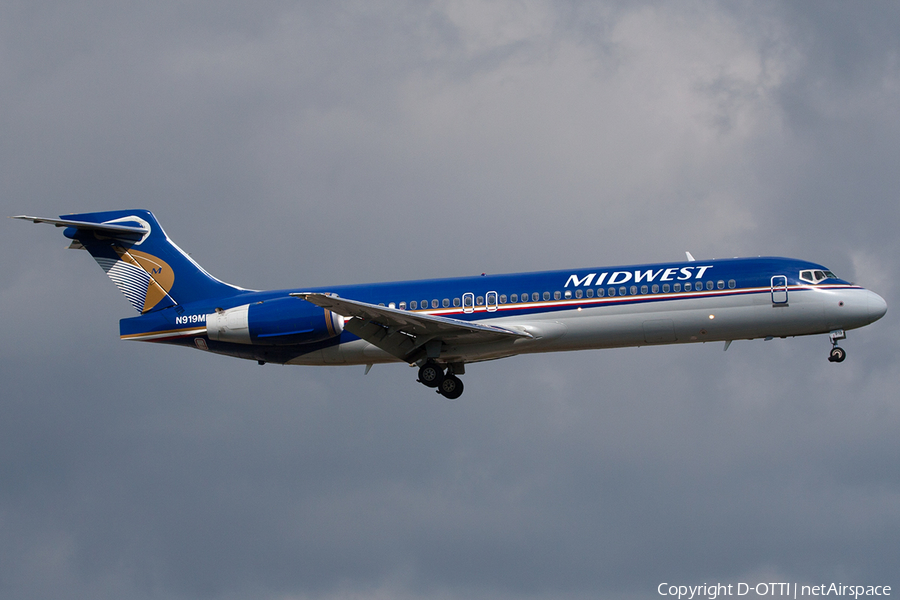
[95,247,175,313]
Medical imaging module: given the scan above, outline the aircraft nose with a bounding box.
[867,290,887,324]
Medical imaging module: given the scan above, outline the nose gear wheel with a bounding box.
[828,346,846,363]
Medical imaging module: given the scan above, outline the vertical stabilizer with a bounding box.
[16,210,243,312]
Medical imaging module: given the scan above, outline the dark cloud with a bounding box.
[2,2,898,599]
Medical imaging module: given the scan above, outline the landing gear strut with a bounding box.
[828,329,846,363]
[416,361,465,398]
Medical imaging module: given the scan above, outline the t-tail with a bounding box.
[13,210,242,312]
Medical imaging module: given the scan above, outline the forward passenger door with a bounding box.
[771,275,788,304]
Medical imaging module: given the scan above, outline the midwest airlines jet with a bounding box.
[16,210,887,399]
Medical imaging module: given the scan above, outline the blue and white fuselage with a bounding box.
[122,256,885,365]
[16,210,887,398]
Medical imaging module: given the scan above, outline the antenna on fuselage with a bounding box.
[685,251,696,262]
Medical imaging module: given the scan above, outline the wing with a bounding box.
[292,292,531,362]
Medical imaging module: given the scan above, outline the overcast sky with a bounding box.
[2,2,899,599]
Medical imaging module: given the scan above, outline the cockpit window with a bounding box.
[799,269,838,284]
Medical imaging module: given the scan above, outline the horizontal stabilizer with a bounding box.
[12,215,149,240]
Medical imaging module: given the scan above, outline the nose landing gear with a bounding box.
[828,329,846,363]
[416,361,465,399]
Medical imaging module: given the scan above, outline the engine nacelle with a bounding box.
[206,297,344,345]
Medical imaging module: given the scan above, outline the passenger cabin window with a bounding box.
[673,283,681,292]
[443,298,450,308]
[410,300,417,309]
[462,293,475,313]
[706,281,714,290]
[400,302,407,310]
[511,294,518,303]
[684,282,692,291]
[543,291,550,301]
[432,299,439,308]
[564,290,572,299]
[476,296,484,306]
[500,294,507,304]
[453,297,460,307]
[554,291,561,300]
[728,280,736,289]
[717,280,725,290]
[662,283,670,293]
[575,290,583,299]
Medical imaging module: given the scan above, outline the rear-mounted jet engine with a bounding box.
[206,297,343,345]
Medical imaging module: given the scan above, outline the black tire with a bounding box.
[829,347,846,363]
[418,362,444,387]
[439,375,464,399]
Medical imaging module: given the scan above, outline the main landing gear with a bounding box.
[828,329,846,363]
[417,361,465,399]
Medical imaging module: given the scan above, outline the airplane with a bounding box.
[14,209,887,399]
